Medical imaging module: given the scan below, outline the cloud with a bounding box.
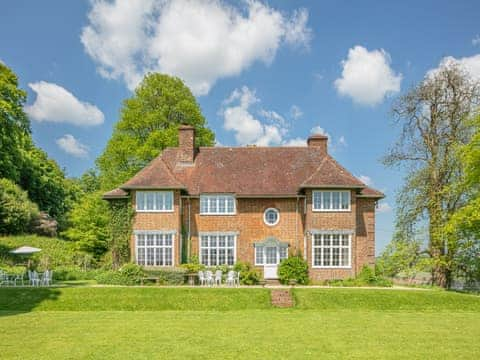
[56,134,89,158]
[377,202,392,213]
[428,54,480,82]
[81,0,312,95]
[25,81,104,126]
[310,126,330,137]
[283,137,306,146]
[338,135,347,147]
[290,105,303,120]
[334,46,402,106]
[358,175,373,186]
[473,35,480,47]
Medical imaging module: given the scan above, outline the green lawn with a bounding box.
[1,287,479,359]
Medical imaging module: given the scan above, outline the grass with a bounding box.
[1,287,479,359]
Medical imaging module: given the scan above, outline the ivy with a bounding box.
[108,199,133,269]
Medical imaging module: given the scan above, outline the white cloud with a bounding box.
[259,109,287,128]
[222,86,284,146]
[428,54,480,82]
[283,137,306,147]
[56,134,89,158]
[377,202,392,213]
[310,126,330,137]
[334,45,402,106]
[81,0,312,95]
[25,81,104,126]
[290,105,303,120]
[338,135,347,147]
[472,35,480,47]
[358,175,373,186]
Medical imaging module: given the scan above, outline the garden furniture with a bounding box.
[140,276,160,286]
[28,271,40,286]
[214,270,222,286]
[41,270,53,286]
[226,270,235,286]
[198,271,206,285]
[205,270,214,286]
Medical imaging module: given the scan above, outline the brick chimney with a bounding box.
[307,134,328,154]
[178,125,195,163]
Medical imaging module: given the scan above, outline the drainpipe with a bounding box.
[295,196,299,253]
[179,195,182,265]
[187,198,191,260]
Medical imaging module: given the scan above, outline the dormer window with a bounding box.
[136,191,173,212]
[200,195,235,215]
[312,190,351,211]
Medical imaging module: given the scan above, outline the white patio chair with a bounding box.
[235,271,241,287]
[214,270,222,286]
[42,270,53,286]
[0,271,7,286]
[205,270,214,286]
[226,270,235,287]
[198,271,206,286]
[28,270,40,286]
[12,273,24,286]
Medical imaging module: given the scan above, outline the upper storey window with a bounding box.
[200,195,235,215]
[312,190,350,211]
[136,191,174,212]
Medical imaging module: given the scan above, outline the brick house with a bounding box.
[103,125,384,281]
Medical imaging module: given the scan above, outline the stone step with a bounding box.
[270,289,294,308]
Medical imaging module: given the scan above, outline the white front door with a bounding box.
[264,246,279,279]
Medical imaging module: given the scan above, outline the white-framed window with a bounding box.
[312,232,351,268]
[200,195,235,215]
[255,246,288,265]
[135,231,174,266]
[199,233,236,266]
[312,190,351,211]
[263,208,280,226]
[136,191,173,212]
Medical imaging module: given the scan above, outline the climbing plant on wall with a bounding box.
[108,199,134,269]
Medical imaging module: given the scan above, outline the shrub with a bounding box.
[278,255,309,285]
[0,265,27,275]
[145,267,187,285]
[95,263,144,285]
[0,179,39,234]
[53,266,101,281]
[181,255,205,273]
[233,261,260,285]
[324,265,393,287]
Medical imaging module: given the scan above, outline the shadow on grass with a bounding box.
[0,287,61,317]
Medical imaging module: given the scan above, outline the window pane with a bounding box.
[218,235,226,247]
[165,192,173,210]
[265,247,277,265]
[255,247,264,265]
[323,248,331,266]
[313,248,321,267]
[164,234,172,246]
[218,248,226,264]
[313,234,321,246]
[146,248,155,265]
[279,247,287,260]
[147,234,155,246]
[323,234,331,246]
[227,236,235,247]
[218,198,226,213]
[201,249,208,265]
[137,234,145,246]
[155,193,163,210]
[227,198,234,213]
[155,248,162,266]
[137,248,145,265]
[156,234,163,246]
[332,234,340,246]
[341,234,349,246]
[332,248,340,266]
[210,197,218,213]
[165,248,172,266]
[227,249,234,265]
[332,192,340,209]
[322,191,331,209]
[210,236,217,247]
[137,192,145,210]
[313,192,321,210]
[341,247,349,266]
[201,236,208,247]
[210,248,217,266]
[341,192,350,209]
[200,197,208,213]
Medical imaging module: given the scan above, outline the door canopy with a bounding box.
[253,236,289,248]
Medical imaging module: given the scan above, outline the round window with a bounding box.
[264,208,280,226]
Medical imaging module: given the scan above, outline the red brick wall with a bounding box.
[129,189,377,281]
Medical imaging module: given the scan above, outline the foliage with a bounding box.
[383,64,480,287]
[107,199,133,269]
[95,263,144,285]
[233,261,260,285]
[145,267,187,285]
[324,266,393,287]
[62,192,110,259]
[181,255,205,273]
[0,235,84,269]
[96,73,215,190]
[376,234,431,278]
[278,255,309,285]
[0,62,30,182]
[0,264,27,275]
[52,266,101,281]
[0,178,39,234]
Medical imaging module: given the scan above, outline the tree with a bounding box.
[62,191,110,259]
[384,64,480,287]
[0,63,30,182]
[0,178,39,234]
[97,73,215,190]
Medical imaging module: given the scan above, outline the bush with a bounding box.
[181,255,205,273]
[324,265,393,287]
[95,263,144,285]
[233,261,260,285]
[53,266,101,281]
[145,268,187,285]
[278,255,309,285]
[0,179,39,234]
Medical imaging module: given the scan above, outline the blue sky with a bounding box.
[1,0,480,253]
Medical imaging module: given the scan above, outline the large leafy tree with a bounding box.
[384,64,480,287]
[0,63,30,182]
[97,73,215,190]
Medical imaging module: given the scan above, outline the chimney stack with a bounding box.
[178,125,195,164]
[307,134,328,154]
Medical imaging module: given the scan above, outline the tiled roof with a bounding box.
[358,186,385,198]
[103,187,128,199]
[107,146,383,198]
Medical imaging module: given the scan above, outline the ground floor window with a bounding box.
[135,232,174,266]
[199,233,236,266]
[255,246,288,265]
[312,232,351,268]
